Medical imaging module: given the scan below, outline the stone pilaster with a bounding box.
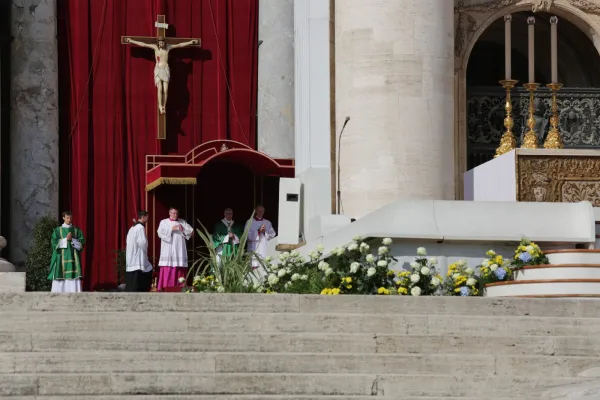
[257,0,295,158]
[294,0,332,240]
[336,0,455,218]
[10,0,59,264]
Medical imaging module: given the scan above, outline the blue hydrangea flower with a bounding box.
[519,252,532,263]
[459,286,471,296]
[494,268,507,280]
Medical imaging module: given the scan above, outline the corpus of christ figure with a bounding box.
[124,36,198,114]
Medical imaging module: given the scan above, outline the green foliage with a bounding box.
[188,218,259,293]
[114,249,126,284]
[25,216,59,291]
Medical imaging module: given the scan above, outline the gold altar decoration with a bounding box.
[543,83,564,149]
[521,83,540,149]
[495,79,518,158]
[516,150,600,207]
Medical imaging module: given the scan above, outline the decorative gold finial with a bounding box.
[543,82,563,149]
[495,79,518,157]
[521,83,540,149]
[220,143,229,152]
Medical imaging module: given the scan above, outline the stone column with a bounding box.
[336,0,455,218]
[257,0,295,159]
[294,0,332,241]
[10,0,59,264]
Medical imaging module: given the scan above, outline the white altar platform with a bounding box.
[464,148,600,203]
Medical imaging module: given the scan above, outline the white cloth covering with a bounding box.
[157,218,193,267]
[51,279,82,293]
[246,218,276,267]
[126,223,152,273]
[154,65,170,86]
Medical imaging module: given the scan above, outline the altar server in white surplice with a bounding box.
[156,207,194,291]
[125,210,153,292]
[246,205,276,269]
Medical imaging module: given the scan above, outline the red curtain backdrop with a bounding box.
[57,0,258,290]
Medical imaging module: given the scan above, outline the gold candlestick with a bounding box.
[521,83,540,148]
[543,82,563,149]
[495,79,518,157]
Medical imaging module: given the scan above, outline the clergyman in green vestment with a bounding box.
[212,208,243,261]
[48,211,85,292]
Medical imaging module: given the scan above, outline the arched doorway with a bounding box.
[145,140,294,265]
[466,11,600,170]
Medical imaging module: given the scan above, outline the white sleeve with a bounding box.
[181,220,194,240]
[266,221,276,240]
[57,238,68,249]
[135,227,148,251]
[72,239,82,251]
[157,221,172,243]
[247,220,259,241]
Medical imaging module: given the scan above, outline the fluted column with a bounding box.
[336,0,455,218]
[10,0,59,264]
[257,0,295,158]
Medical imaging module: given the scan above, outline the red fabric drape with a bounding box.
[57,0,258,290]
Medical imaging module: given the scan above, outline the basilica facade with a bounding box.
[1,0,600,269]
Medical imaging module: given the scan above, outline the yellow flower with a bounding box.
[377,287,390,295]
[454,288,461,293]
[397,287,408,295]
[344,277,352,283]
[387,270,395,276]
[346,285,352,289]
[398,271,411,277]
[331,288,341,295]
[320,288,330,295]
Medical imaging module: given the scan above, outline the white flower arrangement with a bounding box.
[395,247,442,296]
[319,237,397,295]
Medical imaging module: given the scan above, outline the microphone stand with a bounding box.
[336,117,350,215]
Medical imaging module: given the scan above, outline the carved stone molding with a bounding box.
[569,0,600,15]
[455,0,600,58]
[517,153,600,206]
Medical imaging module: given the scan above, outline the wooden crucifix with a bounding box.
[121,15,201,140]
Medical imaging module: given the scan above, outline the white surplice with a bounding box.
[126,223,152,273]
[157,218,193,268]
[246,218,276,268]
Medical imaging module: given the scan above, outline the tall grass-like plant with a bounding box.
[25,216,59,291]
[187,219,259,293]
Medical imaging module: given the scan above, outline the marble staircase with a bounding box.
[1,294,600,399]
[486,218,600,298]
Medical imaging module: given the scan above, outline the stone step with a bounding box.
[2,396,523,400]
[3,351,598,378]
[2,311,600,337]
[0,373,588,397]
[2,332,600,357]
[0,352,478,375]
[2,293,600,318]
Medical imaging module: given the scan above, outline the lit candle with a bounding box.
[527,17,535,83]
[550,16,558,83]
[505,14,512,80]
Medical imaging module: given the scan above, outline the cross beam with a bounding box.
[121,15,201,140]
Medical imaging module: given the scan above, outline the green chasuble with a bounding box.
[48,225,85,281]
[212,219,243,257]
